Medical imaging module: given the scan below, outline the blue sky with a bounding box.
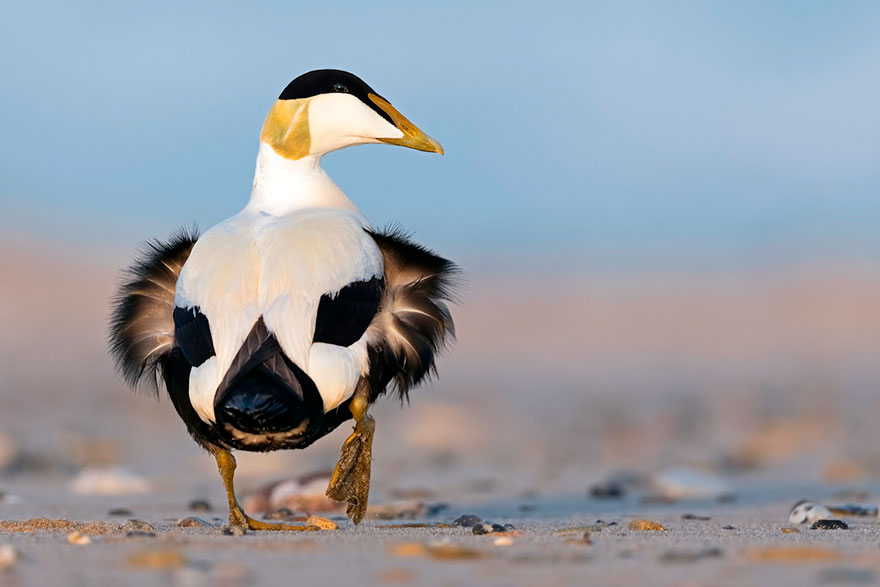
[1,1,879,271]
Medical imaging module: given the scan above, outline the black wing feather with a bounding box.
[173,306,215,367]
[313,277,384,347]
[365,227,460,401]
[108,228,198,394]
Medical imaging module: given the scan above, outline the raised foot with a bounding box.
[326,414,375,524]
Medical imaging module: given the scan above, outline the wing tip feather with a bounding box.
[367,227,461,402]
[108,226,199,396]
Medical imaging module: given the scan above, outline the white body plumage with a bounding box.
[176,144,384,423]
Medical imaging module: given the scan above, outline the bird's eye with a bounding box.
[333,83,348,93]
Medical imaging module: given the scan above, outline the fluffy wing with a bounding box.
[109,228,199,394]
[366,228,460,400]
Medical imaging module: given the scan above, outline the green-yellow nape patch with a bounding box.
[260,98,310,160]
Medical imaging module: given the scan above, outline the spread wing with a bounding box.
[366,228,460,400]
[109,228,199,394]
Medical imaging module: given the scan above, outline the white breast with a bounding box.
[176,208,383,423]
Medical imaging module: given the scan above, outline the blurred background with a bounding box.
[2,1,880,508]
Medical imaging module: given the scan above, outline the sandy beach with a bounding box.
[2,484,880,587]
[2,242,880,585]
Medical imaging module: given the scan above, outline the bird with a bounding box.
[109,69,458,530]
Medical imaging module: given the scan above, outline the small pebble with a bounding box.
[811,519,848,530]
[789,500,833,525]
[628,519,666,531]
[472,523,493,535]
[121,519,156,533]
[188,499,212,512]
[452,514,481,527]
[722,525,735,530]
[472,521,513,535]
[67,531,92,545]
[223,525,247,536]
[107,508,133,517]
[781,527,800,534]
[681,514,711,521]
[0,544,20,571]
[493,536,514,546]
[175,516,213,528]
[595,520,618,527]
[306,515,337,530]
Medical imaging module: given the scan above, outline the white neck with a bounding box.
[246,142,364,218]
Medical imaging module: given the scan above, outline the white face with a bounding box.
[259,80,442,161]
[306,93,404,156]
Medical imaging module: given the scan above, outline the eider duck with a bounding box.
[109,70,457,530]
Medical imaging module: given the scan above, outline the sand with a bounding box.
[4,242,880,585]
[2,483,880,586]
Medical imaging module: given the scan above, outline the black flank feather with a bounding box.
[366,227,461,401]
[173,305,215,367]
[108,227,199,395]
[314,277,384,347]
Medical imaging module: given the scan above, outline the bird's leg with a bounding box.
[213,449,318,531]
[326,392,375,524]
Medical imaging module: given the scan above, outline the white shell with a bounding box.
[788,501,832,524]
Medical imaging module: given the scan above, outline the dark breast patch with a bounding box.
[313,278,384,347]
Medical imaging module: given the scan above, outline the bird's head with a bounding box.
[260,69,443,160]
